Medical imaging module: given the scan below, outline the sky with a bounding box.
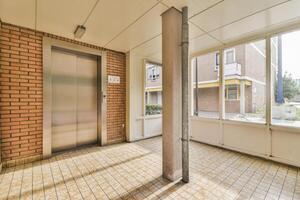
[282,30,300,79]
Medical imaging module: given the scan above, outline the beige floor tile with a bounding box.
[1,137,300,200]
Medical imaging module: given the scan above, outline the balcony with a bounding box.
[224,62,242,76]
[217,62,242,76]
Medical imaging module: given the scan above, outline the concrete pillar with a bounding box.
[240,80,245,114]
[181,6,189,183]
[162,7,182,181]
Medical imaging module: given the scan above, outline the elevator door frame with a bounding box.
[43,37,107,158]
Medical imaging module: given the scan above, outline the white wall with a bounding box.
[126,52,162,141]
[191,117,300,167]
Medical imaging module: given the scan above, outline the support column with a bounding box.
[181,6,189,183]
[162,7,182,181]
[240,80,245,114]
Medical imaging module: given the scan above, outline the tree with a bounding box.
[275,72,300,102]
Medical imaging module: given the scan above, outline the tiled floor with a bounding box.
[0,137,300,200]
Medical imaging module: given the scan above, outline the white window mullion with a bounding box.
[219,49,225,145]
[266,36,272,157]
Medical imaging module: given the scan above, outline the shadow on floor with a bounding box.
[114,176,185,200]
[2,150,153,200]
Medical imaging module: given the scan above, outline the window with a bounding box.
[216,53,220,66]
[224,40,266,123]
[145,62,162,115]
[214,53,220,71]
[225,85,239,100]
[191,30,300,129]
[271,31,300,128]
[224,49,235,64]
[147,66,160,81]
[192,51,220,119]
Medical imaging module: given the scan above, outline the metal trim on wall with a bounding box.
[43,37,107,158]
[100,51,107,145]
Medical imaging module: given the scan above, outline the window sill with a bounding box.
[223,119,266,128]
[141,114,162,120]
[190,116,220,122]
[270,124,300,133]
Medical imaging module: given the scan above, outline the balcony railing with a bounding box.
[225,63,241,76]
[217,62,242,76]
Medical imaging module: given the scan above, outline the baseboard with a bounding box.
[129,134,162,142]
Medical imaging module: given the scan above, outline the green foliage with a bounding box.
[275,72,300,101]
[146,104,162,115]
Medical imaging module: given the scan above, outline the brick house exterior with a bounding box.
[193,40,266,115]
[0,22,126,166]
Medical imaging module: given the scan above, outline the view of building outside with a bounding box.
[271,31,300,127]
[145,62,162,115]
[192,51,220,119]
[192,40,267,123]
[223,40,266,123]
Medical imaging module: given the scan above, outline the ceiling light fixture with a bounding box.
[74,25,86,39]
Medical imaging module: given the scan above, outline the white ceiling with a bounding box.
[1,0,300,61]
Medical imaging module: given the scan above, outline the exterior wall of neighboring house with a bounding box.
[245,41,266,112]
[0,23,126,166]
[195,53,218,82]
[148,91,162,105]
[223,86,252,114]
[145,64,162,106]
[145,64,162,88]
[251,82,265,112]
[194,41,266,114]
[246,85,253,113]
[197,88,219,112]
[271,38,279,104]
[234,45,246,75]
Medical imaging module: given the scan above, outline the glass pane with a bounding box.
[224,40,266,123]
[192,51,220,119]
[226,50,234,64]
[271,31,300,127]
[227,85,238,100]
[145,63,162,115]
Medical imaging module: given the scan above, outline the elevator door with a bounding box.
[51,48,98,152]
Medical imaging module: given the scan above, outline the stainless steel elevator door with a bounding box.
[76,54,98,146]
[51,48,98,152]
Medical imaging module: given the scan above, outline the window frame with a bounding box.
[225,85,240,101]
[147,64,160,82]
[214,52,220,71]
[143,60,163,117]
[224,48,236,64]
[192,52,221,119]
[190,22,300,131]
[270,34,300,128]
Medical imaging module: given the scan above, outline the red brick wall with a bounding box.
[196,87,219,112]
[0,24,43,163]
[0,22,126,164]
[107,51,126,143]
